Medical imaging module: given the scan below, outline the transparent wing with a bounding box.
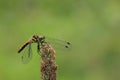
[45,37,71,52]
[21,42,33,64]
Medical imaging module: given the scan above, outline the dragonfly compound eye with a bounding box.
[39,36,45,41]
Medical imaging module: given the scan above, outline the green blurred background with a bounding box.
[0,0,120,80]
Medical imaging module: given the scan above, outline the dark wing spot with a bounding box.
[65,45,69,48]
[67,42,71,45]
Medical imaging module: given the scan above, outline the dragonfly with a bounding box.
[18,34,71,63]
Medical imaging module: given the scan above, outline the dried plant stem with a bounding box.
[41,43,57,80]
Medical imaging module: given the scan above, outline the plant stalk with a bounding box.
[41,43,57,80]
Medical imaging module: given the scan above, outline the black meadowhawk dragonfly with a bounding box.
[18,34,71,63]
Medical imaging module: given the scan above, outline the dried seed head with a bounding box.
[41,43,57,80]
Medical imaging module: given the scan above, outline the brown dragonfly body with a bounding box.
[18,35,45,53]
[18,34,70,63]
[18,40,30,53]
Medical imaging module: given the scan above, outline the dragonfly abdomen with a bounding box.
[18,40,30,53]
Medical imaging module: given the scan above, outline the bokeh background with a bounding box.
[0,0,120,80]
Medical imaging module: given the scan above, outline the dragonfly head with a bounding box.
[39,36,45,43]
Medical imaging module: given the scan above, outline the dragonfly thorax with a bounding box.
[32,35,45,43]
